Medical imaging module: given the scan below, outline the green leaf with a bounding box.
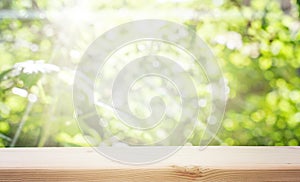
[0,68,13,81]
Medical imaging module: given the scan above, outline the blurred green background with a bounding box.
[1,0,300,147]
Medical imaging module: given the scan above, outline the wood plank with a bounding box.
[0,147,300,181]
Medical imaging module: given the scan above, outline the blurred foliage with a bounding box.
[0,0,300,147]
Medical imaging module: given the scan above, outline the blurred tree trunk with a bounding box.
[297,0,300,18]
[2,0,11,9]
[280,0,291,14]
[31,0,39,9]
[243,0,251,6]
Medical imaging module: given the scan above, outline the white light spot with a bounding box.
[28,94,38,103]
[12,87,28,97]
[198,99,207,107]
[70,50,81,59]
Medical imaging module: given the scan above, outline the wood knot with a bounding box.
[171,165,209,177]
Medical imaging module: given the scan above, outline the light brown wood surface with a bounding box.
[0,146,300,181]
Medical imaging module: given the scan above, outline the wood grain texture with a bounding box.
[0,147,300,181]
